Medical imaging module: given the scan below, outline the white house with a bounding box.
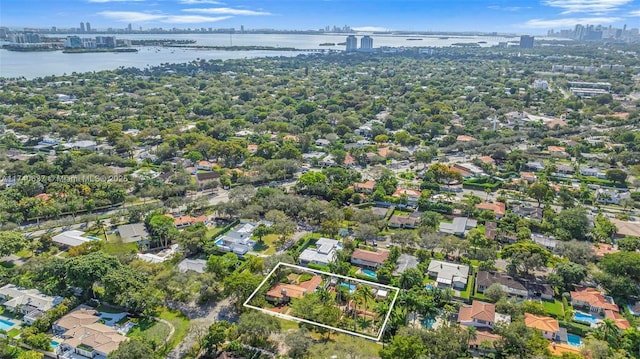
[299,237,342,267]
[596,189,631,205]
[427,260,469,289]
[0,284,63,325]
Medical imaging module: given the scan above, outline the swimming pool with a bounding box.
[0,318,15,331]
[567,334,582,347]
[573,311,598,325]
[215,238,223,245]
[50,340,60,352]
[362,269,377,279]
[340,283,356,292]
[87,236,101,241]
[425,284,434,290]
[421,317,435,329]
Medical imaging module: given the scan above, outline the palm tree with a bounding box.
[355,285,375,331]
[466,326,478,352]
[593,318,620,345]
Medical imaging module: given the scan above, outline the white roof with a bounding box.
[52,230,90,247]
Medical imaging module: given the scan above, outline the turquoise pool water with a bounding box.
[425,284,434,290]
[567,334,582,347]
[573,311,598,324]
[0,318,15,331]
[87,236,101,241]
[421,317,435,329]
[215,238,223,245]
[50,340,60,351]
[340,283,356,292]
[362,269,377,279]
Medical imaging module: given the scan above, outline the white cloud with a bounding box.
[88,0,144,2]
[523,16,622,28]
[98,11,231,23]
[182,7,271,15]
[179,0,224,4]
[165,15,231,23]
[488,5,532,11]
[630,9,640,16]
[352,26,390,32]
[543,0,632,14]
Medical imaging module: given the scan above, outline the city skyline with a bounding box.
[2,0,640,34]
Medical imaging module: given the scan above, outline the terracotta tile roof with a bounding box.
[449,166,472,177]
[354,180,376,190]
[344,153,356,165]
[520,171,536,180]
[468,329,501,346]
[165,214,208,227]
[547,146,566,153]
[283,135,299,142]
[266,275,322,299]
[475,202,506,216]
[351,248,390,264]
[593,244,620,257]
[524,313,559,333]
[35,193,51,201]
[378,147,394,158]
[247,144,258,153]
[605,310,631,330]
[548,343,581,356]
[545,119,567,128]
[458,300,495,323]
[62,322,127,356]
[485,222,497,240]
[571,287,619,312]
[478,156,495,165]
[457,135,477,142]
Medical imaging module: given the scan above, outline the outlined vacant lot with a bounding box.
[244,262,400,341]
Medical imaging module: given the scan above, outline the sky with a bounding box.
[2,0,640,34]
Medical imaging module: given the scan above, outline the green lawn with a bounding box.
[127,317,171,347]
[309,331,382,357]
[276,317,301,331]
[104,239,139,256]
[158,308,190,351]
[254,233,280,255]
[459,274,474,300]
[15,249,33,258]
[7,328,20,338]
[96,304,127,314]
[543,300,565,318]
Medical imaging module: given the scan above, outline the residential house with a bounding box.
[393,188,422,206]
[477,156,496,166]
[476,271,528,299]
[596,189,631,205]
[196,171,220,190]
[512,205,543,222]
[393,254,419,276]
[177,259,207,274]
[265,275,322,304]
[215,221,261,256]
[353,180,376,194]
[315,139,331,147]
[605,310,631,330]
[165,214,209,229]
[457,300,511,329]
[388,215,420,229]
[438,217,477,237]
[195,160,215,171]
[531,233,558,251]
[524,313,560,340]
[593,243,620,258]
[475,202,506,219]
[117,223,149,244]
[427,260,470,290]
[520,172,537,183]
[547,146,567,157]
[58,322,127,358]
[610,219,640,239]
[485,222,497,240]
[457,135,477,142]
[449,166,473,179]
[351,248,390,269]
[579,166,606,179]
[52,230,93,248]
[454,163,485,177]
[247,144,258,154]
[468,329,501,353]
[53,306,101,335]
[343,153,357,167]
[570,287,619,315]
[556,164,575,175]
[0,284,63,325]
[525,162,545,171]
[299,237,342,267]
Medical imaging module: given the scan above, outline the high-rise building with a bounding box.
[127,23,132,32]
[519,35,534,48]
[86,22,91,32]
[360,35,373,49]
[80,22,85,33]
[346,35,357,51]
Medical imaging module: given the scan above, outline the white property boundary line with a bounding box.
[243,262,400,342]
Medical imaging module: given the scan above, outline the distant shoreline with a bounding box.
[62,48,138,54]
